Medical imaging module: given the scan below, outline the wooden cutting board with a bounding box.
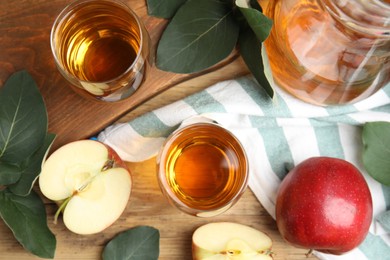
[0,0,248,150]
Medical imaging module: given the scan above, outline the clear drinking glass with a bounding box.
[264,0,390,106]
[50,0,151,102]
[156,123,249,217]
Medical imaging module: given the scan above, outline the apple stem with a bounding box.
[306,249,313,258]
[261,249,274,257]
[101,159,114,171]
[54,196,72,224]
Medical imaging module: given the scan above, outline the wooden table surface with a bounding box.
[0,0,318,259]
[0,157,317,260]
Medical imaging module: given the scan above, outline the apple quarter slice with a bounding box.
[63,167,131,234]
[192,222,273,260]
[39,140,132,235]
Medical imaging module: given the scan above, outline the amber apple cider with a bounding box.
[157,123,248,216]
[52,0,143,96]
[264,0,390,105]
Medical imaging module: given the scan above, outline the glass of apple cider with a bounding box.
[50,0,151,102]
[157,123,248,217]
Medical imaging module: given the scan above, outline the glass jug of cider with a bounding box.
[264,0,390,106]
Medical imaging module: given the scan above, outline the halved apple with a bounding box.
[39,140,132,235]
[192,222,273,259]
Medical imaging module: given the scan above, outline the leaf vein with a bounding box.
[0,89,24,159]
[159,10,233,67]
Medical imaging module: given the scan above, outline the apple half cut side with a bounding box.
[192,222,273,260]
[39,140,132,235]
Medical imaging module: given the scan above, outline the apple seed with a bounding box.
[101,159,115,172]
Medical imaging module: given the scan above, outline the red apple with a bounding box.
[39,140,132,235]
[275,157,372,255]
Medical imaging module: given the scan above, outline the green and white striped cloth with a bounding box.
[98,76,390,260]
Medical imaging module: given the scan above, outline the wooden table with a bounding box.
[0,0,317,259]
[0,157,317,260]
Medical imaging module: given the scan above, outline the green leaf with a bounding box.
[9,133,56,196]
[146,0,187,19]
[238,27,274,97]
[233,0,274,97]
[102,226,160,260]
[0,189,56,258]
[362,121,390,186]
[0,70,48,163]
[0,161,22,185]
[235,0,273,42]
[156,0,239,74]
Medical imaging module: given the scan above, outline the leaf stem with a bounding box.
[54,196,72,224]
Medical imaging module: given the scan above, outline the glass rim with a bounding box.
[156,122,249,216]
[50,0,146,84]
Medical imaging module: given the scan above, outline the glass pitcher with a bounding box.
[264,0,390,106]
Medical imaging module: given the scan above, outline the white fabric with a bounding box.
[98,77,390,259]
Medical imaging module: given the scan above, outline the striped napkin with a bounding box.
[98,76,390,260]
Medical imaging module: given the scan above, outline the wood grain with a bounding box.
[0,0,248,151]
[0,158,317,260]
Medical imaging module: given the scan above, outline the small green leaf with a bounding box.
[238,27,274,97]
[0,162,21,185]
[362,121,390,186]
[0,189,56,258]
[156,0,239,73]
[0,70,48,163]
[102,226,160,260]
[9,133,56,196]
[234,0,273,97]
[235,0,273,42]
[146,0,187,19]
